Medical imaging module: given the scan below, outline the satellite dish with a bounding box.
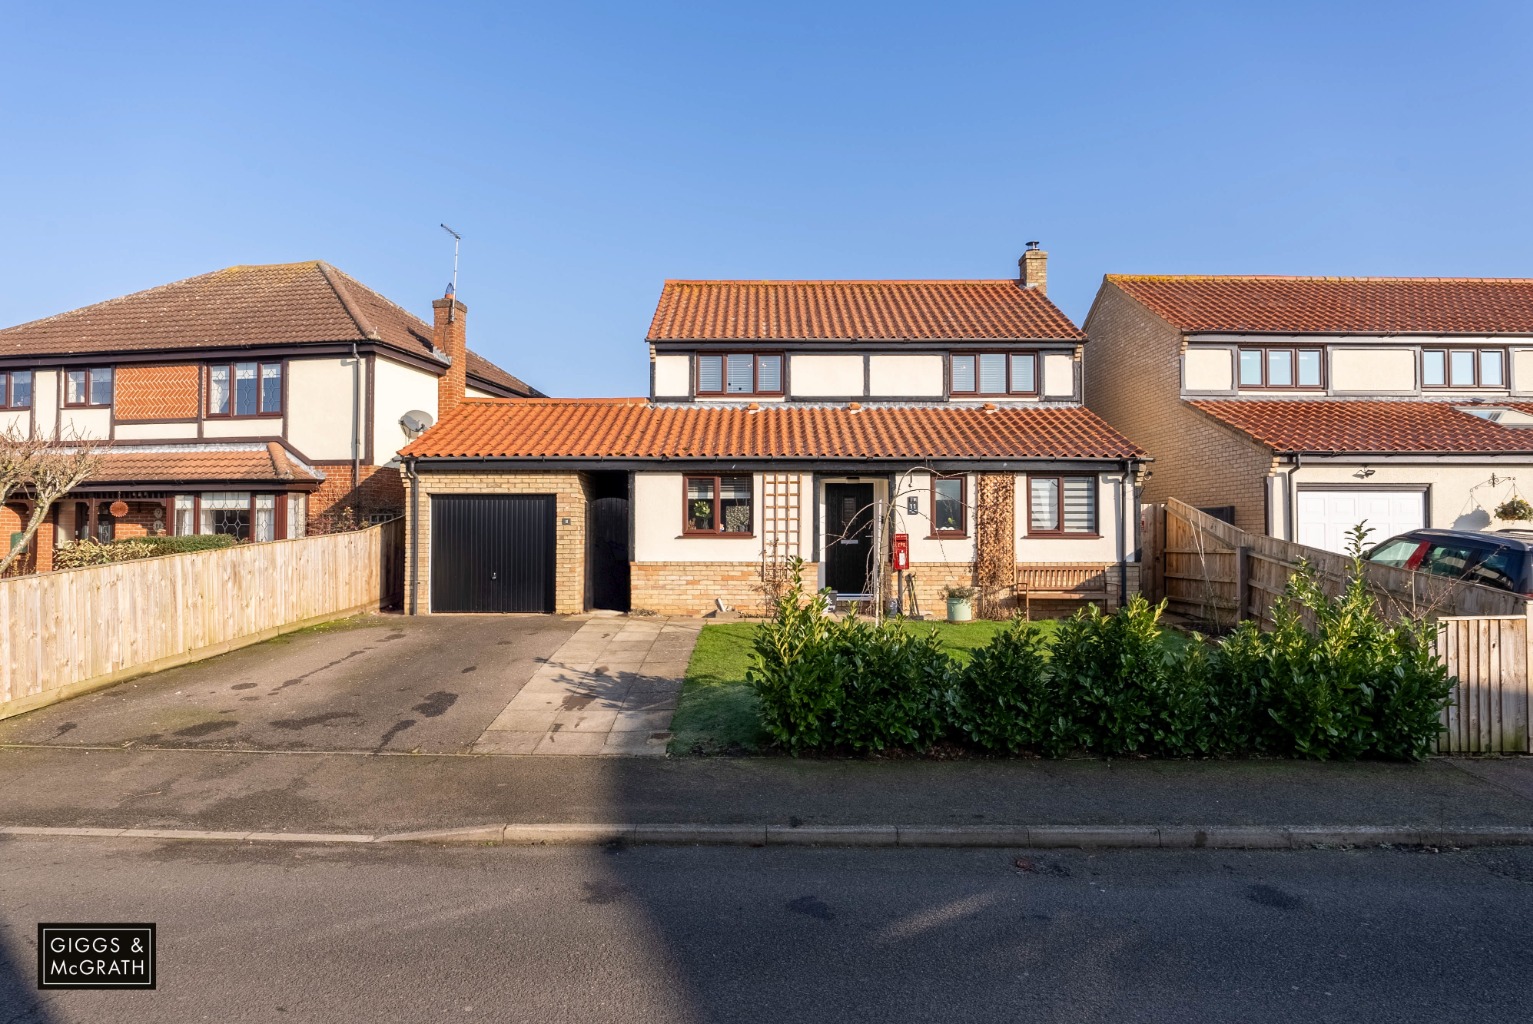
[399,410,435,439]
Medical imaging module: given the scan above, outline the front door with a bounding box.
[587,496,631,612]
[824,483,876,595]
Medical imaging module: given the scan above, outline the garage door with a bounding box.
[430,494,555,613]
[1296,488,1426,554]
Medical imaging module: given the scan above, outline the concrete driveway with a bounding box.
[0,615,584,754]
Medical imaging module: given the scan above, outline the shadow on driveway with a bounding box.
[0,614,583,754]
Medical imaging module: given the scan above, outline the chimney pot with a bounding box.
[1019,244,1048,294]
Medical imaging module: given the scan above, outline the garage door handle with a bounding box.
[491,572,497,580]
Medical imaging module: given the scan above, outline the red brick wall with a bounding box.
[309,464,405,524]
[1083,282,1277,534]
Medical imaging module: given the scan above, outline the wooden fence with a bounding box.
[1142,499,1532,754]
[0,519,404,721]
[1143,499,1524,630]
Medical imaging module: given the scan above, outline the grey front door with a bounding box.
[824,483,875,595]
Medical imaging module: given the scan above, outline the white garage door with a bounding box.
[1296,488,1426,554]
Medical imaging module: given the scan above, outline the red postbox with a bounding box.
[891,533,910,572]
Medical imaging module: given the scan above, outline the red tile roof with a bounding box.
[1188,400,1533,455]
[87,442,323,486]
[0,262,419,361]
[1108,275,1533,335]
[647,280,1083,342]
[467,349,541,398]
[401,398,1142,461]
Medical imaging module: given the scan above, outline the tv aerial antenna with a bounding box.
[440,223,461,321]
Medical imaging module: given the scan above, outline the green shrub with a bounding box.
[950,616,1053,753]
[1047,596,1170,756]
[139,534,238,554]
[52,533,240,569]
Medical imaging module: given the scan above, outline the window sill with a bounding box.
[680,532,756,539]
[1025,532,1103,539]
[205,413,284,420]
[927,532,969,540]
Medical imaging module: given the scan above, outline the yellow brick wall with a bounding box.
[1083,283,1276,534]
[404,469,592,614]
[630,561,823,617]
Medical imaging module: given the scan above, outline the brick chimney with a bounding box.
[1019,241,1047,294]
[432,286,468,418]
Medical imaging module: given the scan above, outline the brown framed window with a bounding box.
[1422,348,1505,388]
[0,370,31,410]
[950,352,1038,396]
[695,353,783,396]
[1237,348,1324,389]
[684,475,754,535]
[208,361,283,417]
[1028,475,1098,536]
[65,368,113,407]
[930,475,966,537]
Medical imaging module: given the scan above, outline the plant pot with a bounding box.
[946,597,973,623]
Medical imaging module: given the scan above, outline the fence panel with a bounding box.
[0,523,404,720]
[1436,614,1533,754]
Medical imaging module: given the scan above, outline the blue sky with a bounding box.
[2,1,1530,397]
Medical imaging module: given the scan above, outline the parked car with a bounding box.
[1363,528,1533,596]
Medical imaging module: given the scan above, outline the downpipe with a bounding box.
[405,456,420,615]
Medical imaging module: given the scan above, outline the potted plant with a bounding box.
[1495,496,1533,522]
[943,584,977,623]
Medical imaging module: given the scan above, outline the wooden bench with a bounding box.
[1015,565,1111,620]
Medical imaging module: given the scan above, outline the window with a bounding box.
[65,368,113,407]
[684,475,753,535]
[174,495,196,536]
[695,353,783,396]
[930,476,966,537]
[950,352,1039,396]
[1028,475,1098,535]
[208,362,282,416]
[1237,348,1323,389]
[0,370,31,409]
[1423,349,1505,388]
[200,492,252,541]
[253,494,276,542]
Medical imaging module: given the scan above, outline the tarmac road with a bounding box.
[2,838,1531,1024]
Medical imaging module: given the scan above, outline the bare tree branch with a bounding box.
[0,427,105,575]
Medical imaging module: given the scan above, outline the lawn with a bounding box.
[667,619,1063,755]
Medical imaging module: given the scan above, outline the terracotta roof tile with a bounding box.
[87,443,324,486]
[1108,275,1533,335]
[1188,399,1533,454]
[402,398,1142,461]
[466,349,542,398]
[0,262,438,361]
[647,280,1082,342]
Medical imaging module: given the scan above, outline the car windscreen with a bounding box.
[1367,538,1427,569]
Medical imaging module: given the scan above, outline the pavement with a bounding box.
[472,617,702,756]
[4,839,1533,1022]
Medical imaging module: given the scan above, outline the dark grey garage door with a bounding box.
[430,494,556,613]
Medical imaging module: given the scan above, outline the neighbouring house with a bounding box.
[0,262,538,571]
[400,246,1147,617]
[1083,274,1533,552]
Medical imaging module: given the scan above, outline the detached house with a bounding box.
[401,247,1147,617]
[0,262,537,571]
[1084,275,1533,552]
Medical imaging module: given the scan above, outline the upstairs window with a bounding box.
[1237,348,1323,389]
[696,353,783,396]
[208,361,283,417]
[950,352,1039,396]
[65,368,113,407]
[0,370,31,410]
[1423,349,1505,388]
[1028,475,1098,536]
[685,475,754,535]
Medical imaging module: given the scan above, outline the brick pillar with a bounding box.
[34,518,55,573]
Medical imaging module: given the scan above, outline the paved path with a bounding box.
[472,617,703,756]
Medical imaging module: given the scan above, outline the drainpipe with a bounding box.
[1116,469,1128,609]
[350,342,362,497]
[1286,453,1303,541]
[405,456,420,615]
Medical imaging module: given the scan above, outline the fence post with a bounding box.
[1526,601,1533,754]
[1234,545,1251,622]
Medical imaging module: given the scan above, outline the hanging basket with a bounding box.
[1495,496,1533,521]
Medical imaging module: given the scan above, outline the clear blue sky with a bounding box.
[3,1,1530,397]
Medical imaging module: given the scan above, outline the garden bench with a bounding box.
[1015,565,1110,620]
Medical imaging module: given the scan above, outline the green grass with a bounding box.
[667,619,1051,755]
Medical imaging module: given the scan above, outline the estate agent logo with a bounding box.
[37,923,156,990]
